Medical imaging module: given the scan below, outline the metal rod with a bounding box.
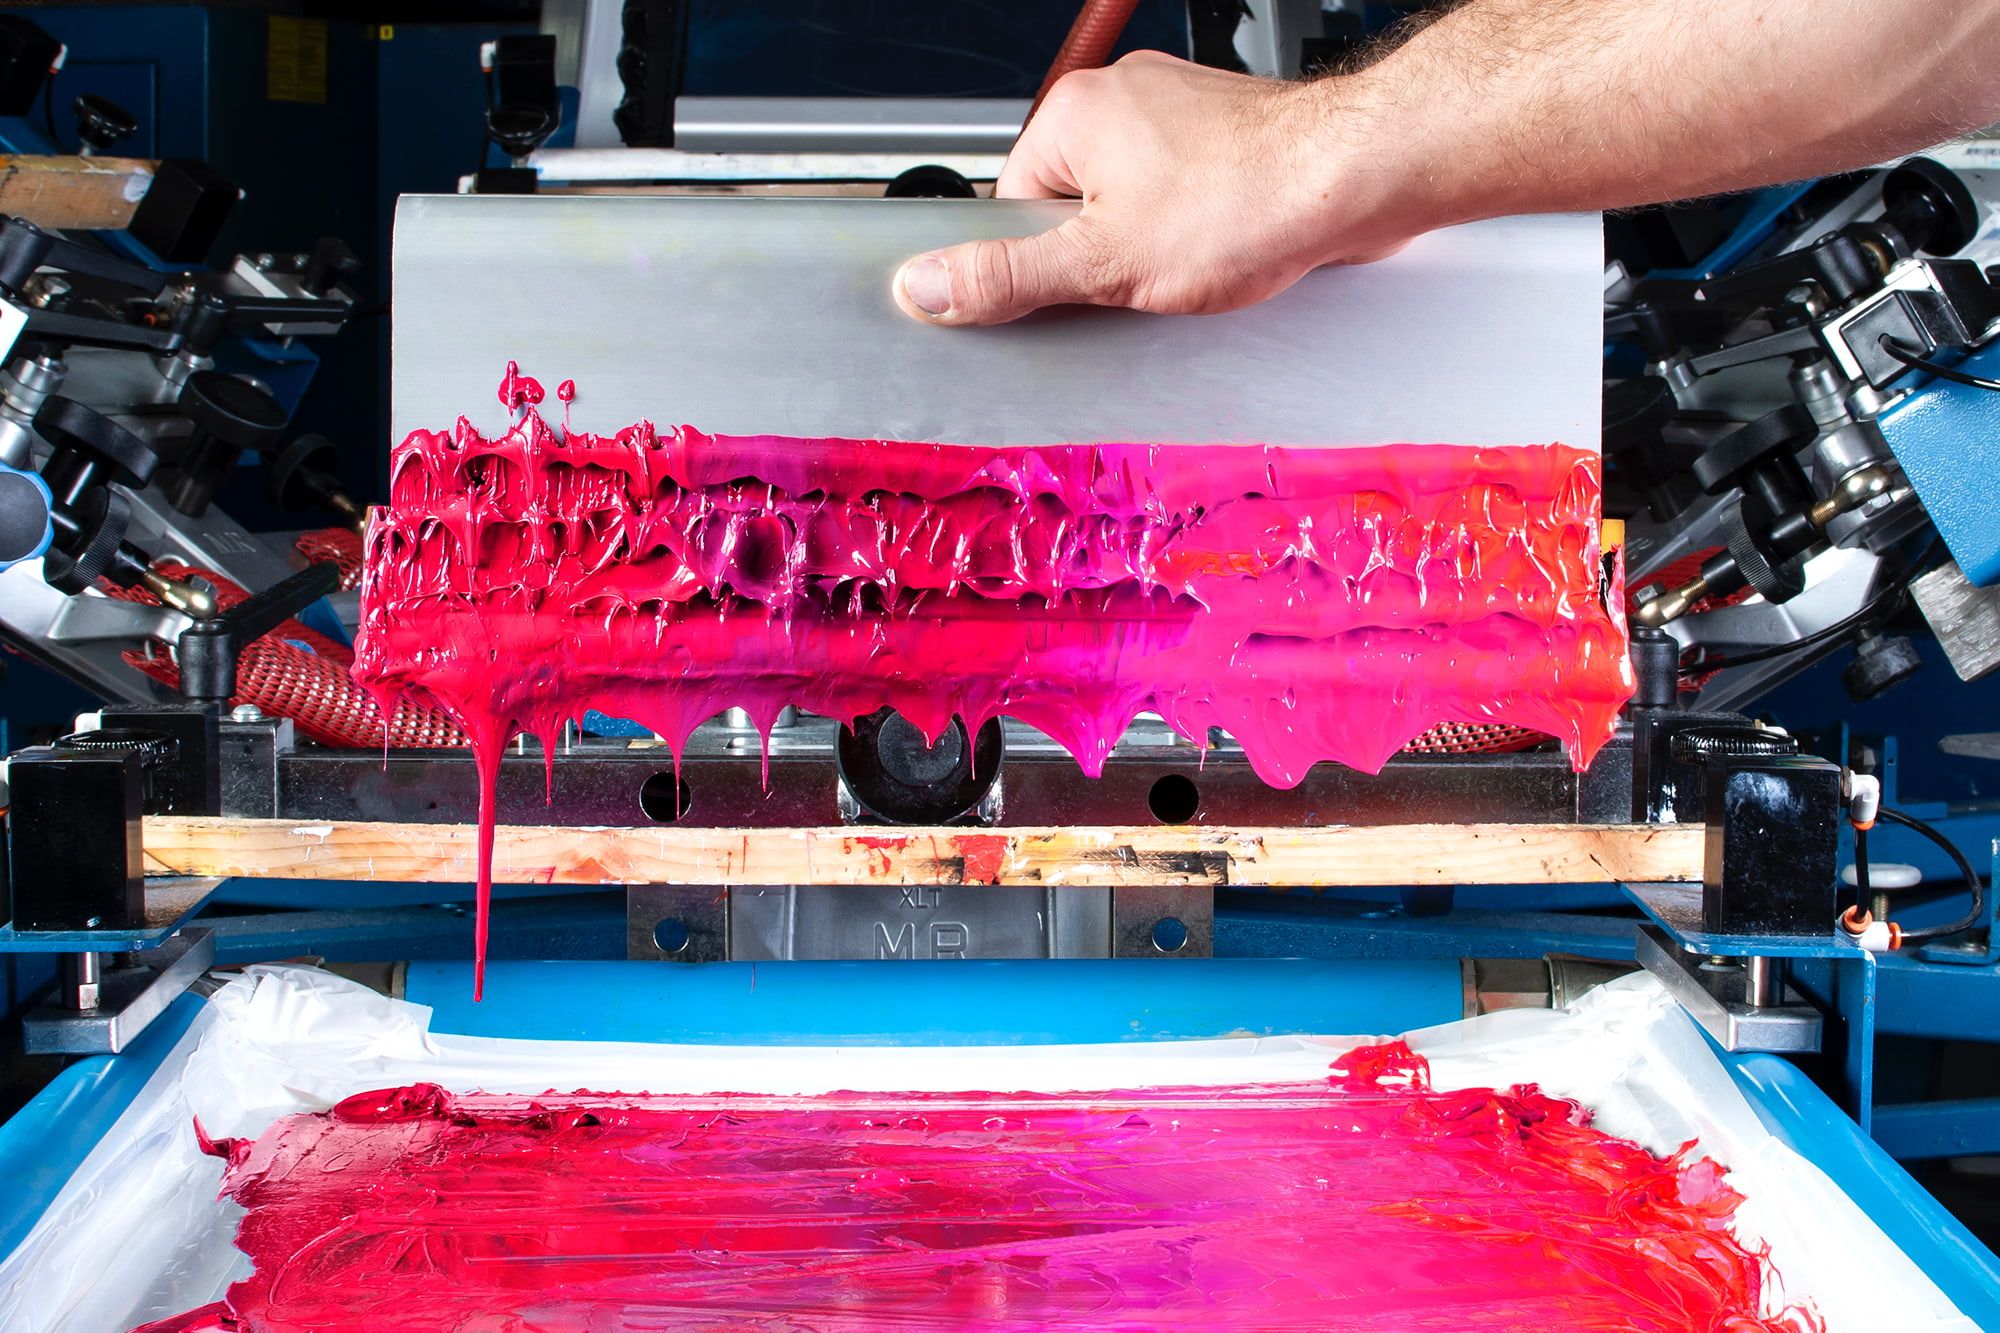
[672,97,1030,155]
[63,951,102,1011]
[1745,955,1783,1008]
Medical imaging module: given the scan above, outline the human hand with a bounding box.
[892,52,1424,327]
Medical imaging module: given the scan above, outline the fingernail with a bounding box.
[900,255,951,316]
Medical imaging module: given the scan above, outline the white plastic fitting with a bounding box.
[1846,916,1897,953]
[1843,770,1882,828]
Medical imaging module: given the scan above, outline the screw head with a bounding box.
[230,703,265,722]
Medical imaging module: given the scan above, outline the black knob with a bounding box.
[1603,375,1676,453]
[486,104,555,161]
[1628,625,1680,709]
[1720,500,1808,604]
[165,371,289,518]
[1670,725,1800,764]
[73,93,137,156]
[302,236,360,297]
[42,485,134,593]
[176,561,340,703]
[1692,405,1817,496]
[33,396,158,510]
[54,727,177,808]
[1880,157,1979,258]
[178,370,288,450]
[266,433,349,515]
[1842,632,1922,701]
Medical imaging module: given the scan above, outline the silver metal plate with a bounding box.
[1912,558,2000,682]
[392,196,1602,451]
[1635,926,1823,1054]
[731,885,1111,960]
[21,928,215,1055]
[628,882,1212,961]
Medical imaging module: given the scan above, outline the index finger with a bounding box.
[996,103,1080,200]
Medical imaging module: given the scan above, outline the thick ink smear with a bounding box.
[138,1042,1816,1332]
[354,369,1633,994]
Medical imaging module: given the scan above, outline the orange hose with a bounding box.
[1032,0,1144,114]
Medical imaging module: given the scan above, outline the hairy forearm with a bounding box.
[1324,0,2000,233]
[893,3,1999,325]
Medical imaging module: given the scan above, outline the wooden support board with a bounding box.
[143,818,1704,889]
[0,155,153,230]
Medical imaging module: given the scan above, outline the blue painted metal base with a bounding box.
[405,957,1466,1046]
[1879,339,2000,586]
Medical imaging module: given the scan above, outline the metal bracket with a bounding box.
[627,882,1214,961]
[1111,885,1215,958]
[22,926,215,1054]
[1636,925,1823,1053]
[627,885,729,962]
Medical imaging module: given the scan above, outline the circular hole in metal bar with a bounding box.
[638,772,692,822]
[1151,916,1189,954]
[653,917,691,955]
[1147,774,1200,824]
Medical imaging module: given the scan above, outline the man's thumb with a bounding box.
[894,223,1099,327]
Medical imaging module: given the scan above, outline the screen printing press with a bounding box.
[3,182,2000,1329]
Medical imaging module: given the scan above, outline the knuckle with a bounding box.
[1048,67,1100,102]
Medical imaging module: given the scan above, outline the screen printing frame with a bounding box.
[0,962,1996,1329]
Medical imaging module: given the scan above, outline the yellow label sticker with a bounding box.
[267,16,328,104]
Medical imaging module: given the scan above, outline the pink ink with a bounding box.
[496,359,543,413]
[139,1043,1816,1332]
[354,369,1633,996]
[557,378,576,433]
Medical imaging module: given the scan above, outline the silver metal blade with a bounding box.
[392,195,1601,451]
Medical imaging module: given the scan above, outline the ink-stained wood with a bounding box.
[143,817,1704,888]
[0,155,153,230]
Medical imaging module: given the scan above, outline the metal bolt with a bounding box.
[254,253,274,270]
[25,274,71,308]
[230,703,265,723]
